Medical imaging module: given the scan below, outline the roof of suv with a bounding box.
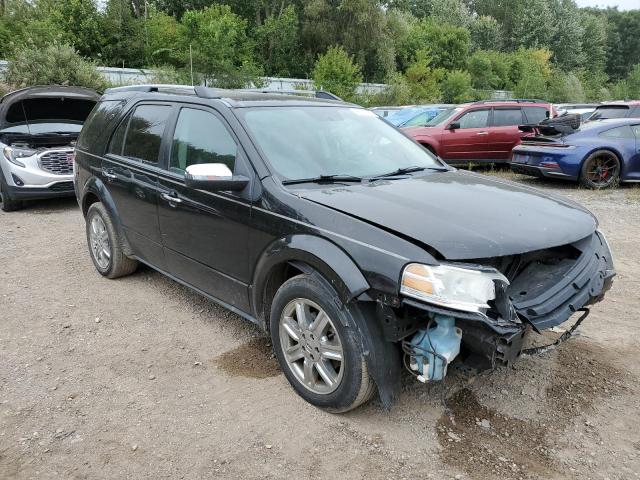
[102,84,348,108]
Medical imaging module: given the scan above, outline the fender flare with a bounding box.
[80,177,133,255]
[251,234,370,321]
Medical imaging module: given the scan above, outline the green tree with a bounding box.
[253,5,302,77]
[100,0,145,68]
[312,45,363,100]
[404,49,443,102]
[604,8,640,81]
[469,15,503,51]
[5,42,108,91]
[511,48,552,99]
[548,71,586,102]
[441,69,473,103]
[181,4,262,88]
[145,10,182,66]
[399,19,470,71]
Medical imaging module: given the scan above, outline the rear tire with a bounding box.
[270,273,376,412]
[86,202,138,278]
[579,150,620,189]
[0,173,23,212]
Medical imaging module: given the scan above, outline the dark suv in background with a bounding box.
[403,100,554,164]
[74,85,613,412]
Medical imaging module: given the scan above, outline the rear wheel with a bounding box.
[580,150,620,189]
[0,173,23,212]
[270,273,376,412]
[86,202,138,278]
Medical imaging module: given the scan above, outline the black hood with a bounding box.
[298,170,597,260]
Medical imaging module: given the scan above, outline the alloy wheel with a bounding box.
[89,215,111,270]
[585,153,619,187]
[278,298,344,395]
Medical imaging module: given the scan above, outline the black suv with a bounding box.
[74,85,614,412]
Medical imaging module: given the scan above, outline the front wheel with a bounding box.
[0,173,23,212]
[270,273,376,412]
[580,150,620,189]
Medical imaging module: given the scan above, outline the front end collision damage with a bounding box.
[376,230,615,384]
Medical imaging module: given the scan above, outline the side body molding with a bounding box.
[251,234,371,322]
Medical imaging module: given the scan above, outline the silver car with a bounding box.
[0,86,99,211]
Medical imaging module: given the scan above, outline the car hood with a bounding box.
[298,170,597,260]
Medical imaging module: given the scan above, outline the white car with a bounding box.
[0,86,99,211]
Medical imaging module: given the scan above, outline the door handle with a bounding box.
[102,169,117,179]
[161,192,183,205]
[476,131,489,136]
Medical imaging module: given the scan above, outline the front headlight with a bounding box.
[3,146,37,167]
[400,263,509,313]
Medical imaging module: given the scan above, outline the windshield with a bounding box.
[240,107,444,181]
[424,107,462,127]
[0,122,83,134]
[589,107,629,120]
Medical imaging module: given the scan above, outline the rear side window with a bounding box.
[107,112,130,156]
[523,106,548,124]
[456,109,489,129]
[77,100,125,151]
[169,108,237,174]
[600,125,635,139]
[122,104,172,164]
[591,106,629,120]
[492,108,523,126]
[630,106,640,117]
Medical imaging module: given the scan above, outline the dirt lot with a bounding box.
[1,173,639,480]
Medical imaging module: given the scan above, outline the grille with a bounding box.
[49,181,74,192]
[39,150,74,175]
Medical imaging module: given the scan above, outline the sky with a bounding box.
[575,0,639,10]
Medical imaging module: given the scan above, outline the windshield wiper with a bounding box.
[282,174,363,186]
[369,165,446,181]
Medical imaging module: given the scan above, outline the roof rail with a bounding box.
[103,84,226,100]
[472,98,548,104]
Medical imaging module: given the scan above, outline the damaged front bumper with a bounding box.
[380,231,615,375]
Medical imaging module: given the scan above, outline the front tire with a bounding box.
[0,174,23,212]
[580,150,620,189]
[270,273,376,412]
[86,202,138,278]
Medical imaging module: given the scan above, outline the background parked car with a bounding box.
[0,85,100,211]
[385,104,454,128]
[511,118,640,188]
[369,106,404,119]
[587,101,640,121]
[403,99,554,164]
[555,103,598,121]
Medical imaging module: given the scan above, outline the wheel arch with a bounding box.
[579,146,624,171]
[251,234,370,331]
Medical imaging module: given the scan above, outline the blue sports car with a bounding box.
[511,118,640,188]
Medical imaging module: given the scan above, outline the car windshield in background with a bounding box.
[0,122,84,134]
[590,107,629,120]
[423,107,462,127]
[241,107,444,181]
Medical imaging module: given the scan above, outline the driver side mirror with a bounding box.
[185,163,249,192]
[447,122,460,130]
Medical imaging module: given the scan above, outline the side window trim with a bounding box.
[165,103,241,178]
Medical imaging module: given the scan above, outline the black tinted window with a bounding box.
[78,100,125,151]
[122,105,172,163]
[170,108,237,174]
[107,112,130,156]
[492,108,523,126]
[457,109,489,129]
[591,107,629,120]
[523,106,548,124]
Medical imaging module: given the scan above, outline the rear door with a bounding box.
[487,107,525,161]
[102,103,173,268]
[157,105,253,312]
[440,108,490,161]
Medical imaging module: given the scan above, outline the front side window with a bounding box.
[122,104,172,164]
[492,108,523,127]
[599,125,635,139]
[169,108,237,174]
[456,109,489,129]
[240,107,443,180]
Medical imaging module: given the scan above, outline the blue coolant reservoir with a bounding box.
[409,314,462,381]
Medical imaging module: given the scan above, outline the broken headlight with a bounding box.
[400,263,509,313]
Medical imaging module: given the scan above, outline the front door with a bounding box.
[440,108,491,162]
[487,107,525,160]
[101,103,173,268]
[157,106,252,312]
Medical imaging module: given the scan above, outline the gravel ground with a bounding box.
[1,173,639,480]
